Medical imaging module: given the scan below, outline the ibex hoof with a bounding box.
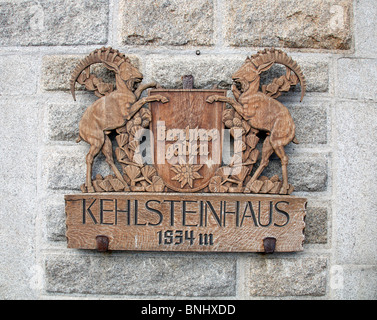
[161,97,169,103]
[279,185,289,195]
[206,96,216,103]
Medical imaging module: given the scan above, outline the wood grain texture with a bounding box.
[207,48,306,195]
[66,193,306,252]
[70,47,168,193]
[150,89,225,192]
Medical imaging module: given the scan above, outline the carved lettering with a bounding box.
[67,194,306,252]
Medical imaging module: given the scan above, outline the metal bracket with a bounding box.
[96,235,109,252]
[263,237,276,253]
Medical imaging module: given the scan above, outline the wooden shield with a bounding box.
[149,89,226,192]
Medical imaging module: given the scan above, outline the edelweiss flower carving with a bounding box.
[171,164,203,188]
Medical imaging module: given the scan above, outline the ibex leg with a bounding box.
[102,135,129,191]
[273,145,289,194]
[86,142,103,193]
[134,81,158,99]
[126,95,169,120]
[206,95,244,116]
[244,137,274,193]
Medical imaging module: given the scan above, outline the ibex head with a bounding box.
[101,57,143,92]
[232,57,274,93]
[70,47,143,101]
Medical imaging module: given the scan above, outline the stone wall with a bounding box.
[0,0,376,300]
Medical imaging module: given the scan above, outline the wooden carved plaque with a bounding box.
[65,193,306,252]
[65,47,310,253]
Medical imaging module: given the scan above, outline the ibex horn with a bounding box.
[251,48,307,102]
[69,47,126,101]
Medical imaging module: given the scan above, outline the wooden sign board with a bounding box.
[65,193,306,252]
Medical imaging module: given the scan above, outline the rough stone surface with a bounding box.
[224,0,352,50]
[43,146,114,191]
[146,55,244,89]
[304,206,328,244]
[262,154,328,192]
[355,0,377,56]
[288,102,328,145]
[42,55,88,92]
[145,55,328,93]
[333,101,377,265]
[331,265,377,299]
[46,103,88,141]
[0,0,109,46]
[0,97,39,196]
[0,97,39,299]
[43,146,86,190]
[0,55,38,95]
[337,58,377,101]
[119,0,214,46]
[43,200,66,242]
[45,254,236,296]
[246,257,328,296]
[41,55,140,91]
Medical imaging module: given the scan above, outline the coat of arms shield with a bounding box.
[149,89,226,192]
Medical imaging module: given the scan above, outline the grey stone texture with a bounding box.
[262,154,328,192]
[288,101,329,145]
[0,55,39,95]
[43,146,86,190]
[331,265,377,299]
[43,200,66,242]
[119,0,214,46]
[43,146,113,191]
[46,102,89,141]
[355,0,377,56]
[224,0,352,50]
[0,0,109,46]
[0,0,376,301]
[41,55,140,92]
[45,254,236,296]
[145,55,329,93]
[337,58,377,101]
[0,97,39,299]
[246,257,328,296]
[333,101,377,266]
[305,206,328,244]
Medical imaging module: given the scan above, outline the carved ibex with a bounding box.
[207,48,306,194]
[70,47,168,192]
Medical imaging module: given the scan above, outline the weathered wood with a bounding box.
[70,47,168,193]
[69,47,308,196]
[150,89,226,192]
[65,47,309,253]
[207,48,306,195]
[65,193,306,252]
[182,75,194,89]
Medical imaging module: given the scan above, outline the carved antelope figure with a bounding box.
[207,48,306,194]
[70,47,168,192]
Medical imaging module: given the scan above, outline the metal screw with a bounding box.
[196,50,200,55]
